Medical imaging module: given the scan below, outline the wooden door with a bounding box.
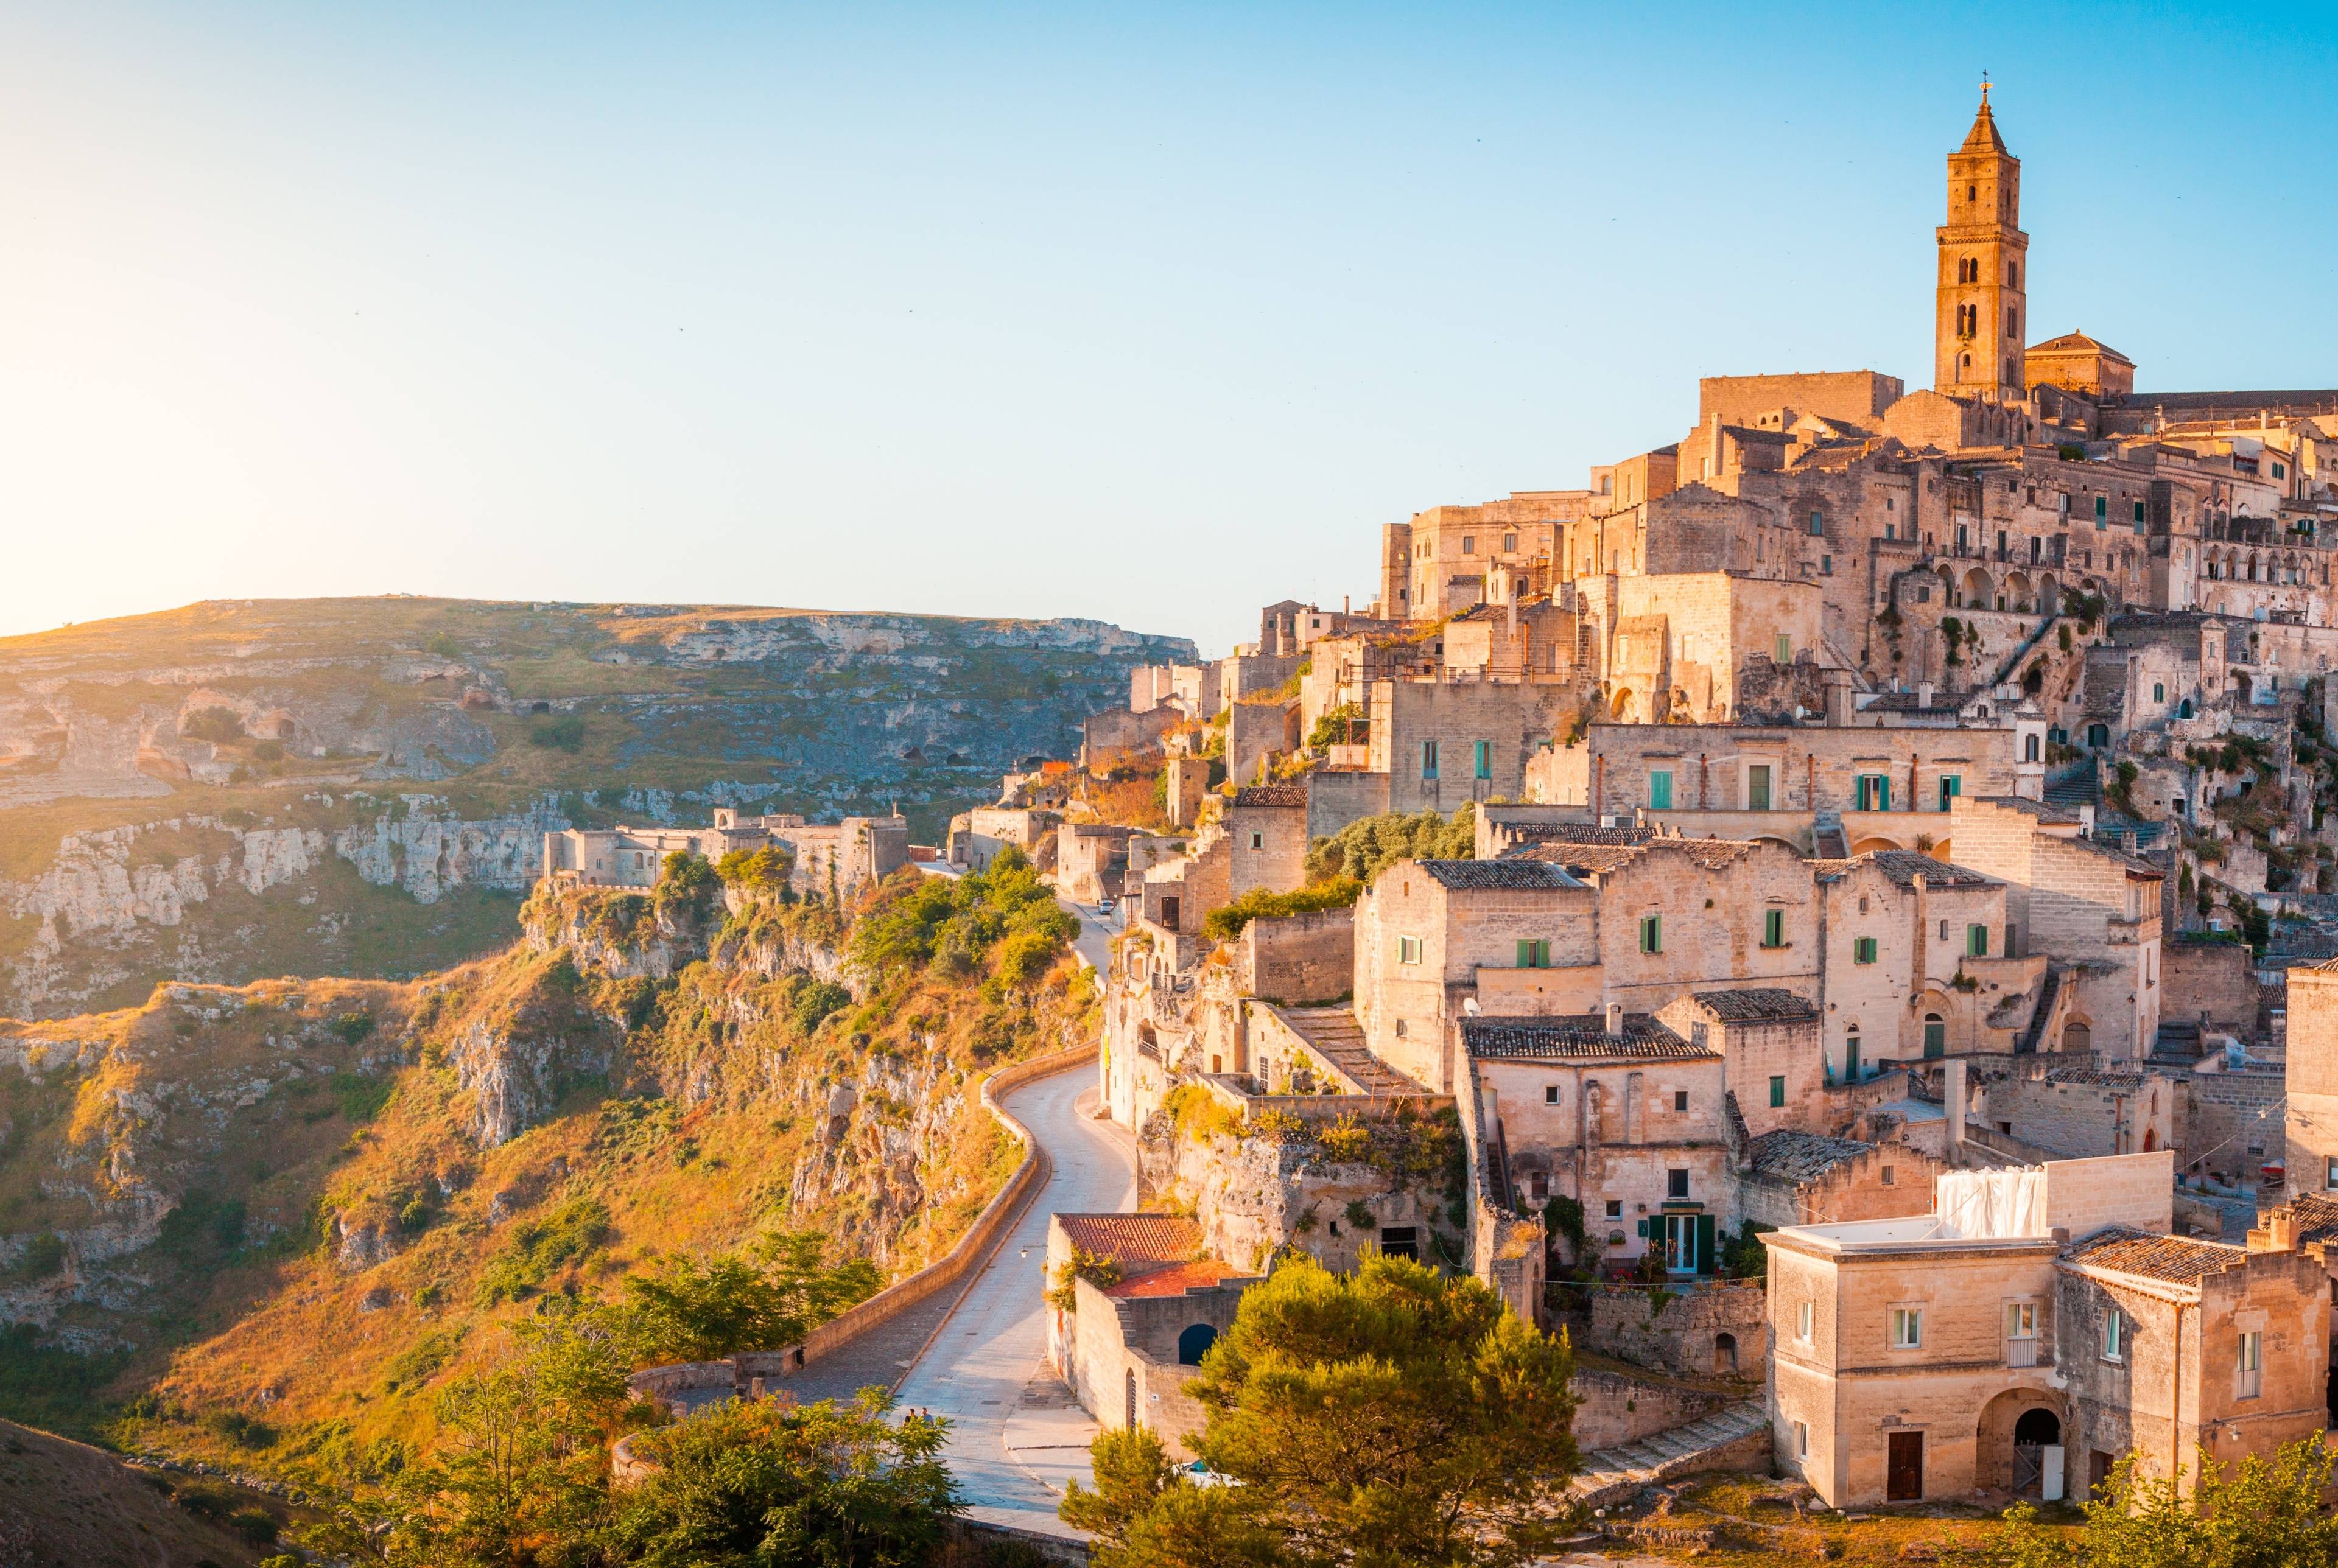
[1887,1432,1923,1501]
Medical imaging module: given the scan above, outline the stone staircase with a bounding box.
[2043,763,2099,812]
[1567,1399,1772,1507]
[1811,811,1849,859]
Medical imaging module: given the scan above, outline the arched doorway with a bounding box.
[1714,1332,1738,1375]
[2062,1020,2092,1055]
[1979,1389,2065,1494]
[1923,1013,1946,1059]
[1178,1324,1218,1366]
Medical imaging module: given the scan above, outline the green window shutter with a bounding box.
[1855,936,1878,964]
[1969,924,1989,957]
[1763,909,1784,948]
[1516,939,1530,968]
[1769,1075,1785,1108]
[1641,915,1661,954]
[1474,740,1491,779]
[1878,777,1890,811]
[1649,769,1673,810]
[1636,1218,1649,1239]
[1775,634,1791,665]
[1695,1214,1716,1276]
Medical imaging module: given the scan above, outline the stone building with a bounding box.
[542,808,908,905]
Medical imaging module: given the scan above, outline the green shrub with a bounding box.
[1304,804,1477,886]
[3,1232,65,1283]
[1202,877,1362,942]
[328,1071,394,1123]
[527,714,586,752]
[329,1011,376,1045]
[476,1197,612,1305]
[181,707,244,744]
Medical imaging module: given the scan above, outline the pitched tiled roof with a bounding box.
[1461,1014,1714,1061]
[1690,988,1818,1023]
[2031,331,2134,366]
[2060,1226,2243,1284]
[1743,1130,1872,1182]
[1417,859,1582,891]
[1504,842,1649,876]
[1233,785,1307,808]
[1055,1214,1204,1267]
[1103,1258,1246,1299]
[2283,1193,2338,1247]
[1861,850,1998,888]
[1497,822,1654,847]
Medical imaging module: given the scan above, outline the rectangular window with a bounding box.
[1545,1084,1560,1105]
[1462,536,1476,554]
[1854,936,1880,965]
[1649,768,1674,810]
[1473,739,1490,780]
[1746,763,1773,811]
[1248,831,1263,850]
[1515,939,1551,968]
[2104,1310,2124,1362]
[1763,908,1785,948]
[1775,634,1792,665]
[1397,936,1422,965]
[1968,924,1990,957]
[1798,1300,1814,1341]
[1937,773,1962,811]
[1666,1169,1690,1200]
[1796,1420,1810,1458]
[1420,740,1439,779]
[2006,1301,2037,1339]
[1890,1307,1923,1349]
[2134,499,2147,528]
[1809,511,1824,536]
[1503,531,1517,550]
[1673,1090,1689,1112]
[2238,1331,2263,1398]
[1769,1074,1786,1108]
[2095,494,2108,526]
[1856,774,1891,811]
[1639,914,1662,954]
[2326,1157,2337,1191]
[1604,1199,1622,1218]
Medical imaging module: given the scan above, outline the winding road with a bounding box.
[784,894,1137,1538]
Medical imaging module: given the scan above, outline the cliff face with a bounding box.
[0,597,1192,1017]
[0,878,1097,1454]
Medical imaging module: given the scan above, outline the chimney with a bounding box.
[1917,681,1936,709]
[1943,1059,1968,1161]
[1824,668,1853,727]
[1605,1001,1624,1038]
[1343,594,1350,617]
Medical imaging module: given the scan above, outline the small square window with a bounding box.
[1673,1090,1689,1113]
[1666,1169,1690,1200]
[1881,1166,1896,1185]
[1605,1199,1622,1219]
[1769,1074,1786,1108]
[1763,908,1785,948]
[1891,1306,1923,1349]
[1545,1084,1560,1105]
[1248,831,1263,850]
[1462,536,1476,554]
[1397,936,1422,965]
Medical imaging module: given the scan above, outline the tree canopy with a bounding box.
[1064,1253,1578,1568]
[846,849,1076,987]
[1302,806,1476,888]
[619,1231,882,1366]
[1996,1437,2338,1568]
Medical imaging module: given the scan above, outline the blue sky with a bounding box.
[4,3,2333,654]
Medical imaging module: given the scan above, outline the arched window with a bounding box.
[1178,1324,1218,1366]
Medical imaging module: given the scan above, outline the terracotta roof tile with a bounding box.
[1418,859,1582,891]
[2060,1226,2243,1284]
[1744,1130,1872,1181]
[1689,988,1818,1023]
[1462,1013,1714,1062]
[1103,1259,1246,1298]
[1233,785,1307,809]
[1055,1214,1204,1267]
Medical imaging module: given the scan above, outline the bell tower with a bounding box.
[1934,79,2029,401]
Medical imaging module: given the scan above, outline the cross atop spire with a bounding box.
[1979,70,1990,107]
[1959,79,2007,155]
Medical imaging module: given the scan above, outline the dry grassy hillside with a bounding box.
[0,856,1094,1493]
[0,1418,303,1568]
[0,595,1190,1018]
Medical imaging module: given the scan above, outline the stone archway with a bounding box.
[2061,1018,2093,1055]
[1849,835,1908,855]
[1963,567,1993,609]
[1978,1387,2066,1495]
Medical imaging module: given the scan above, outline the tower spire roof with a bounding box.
[1960,75,2007,154]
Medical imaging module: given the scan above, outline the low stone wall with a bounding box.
[625,1043,1097,1407]
[1584,1280,1769,1380]
[1570,1365,1735,1451]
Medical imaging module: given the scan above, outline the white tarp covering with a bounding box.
[1936,1167,2048,1239]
